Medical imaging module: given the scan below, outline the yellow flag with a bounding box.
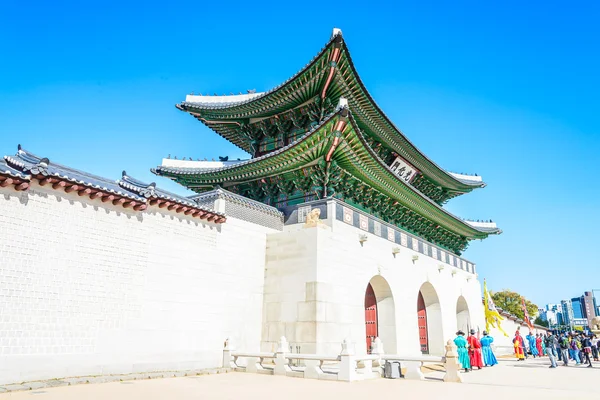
[484,280,508,337]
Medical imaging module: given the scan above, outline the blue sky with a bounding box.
[1,1,599,307]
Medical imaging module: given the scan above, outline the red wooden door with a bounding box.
[417,291,429,354]
[365,283,378,353]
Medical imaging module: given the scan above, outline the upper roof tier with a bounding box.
[177,28,485,199]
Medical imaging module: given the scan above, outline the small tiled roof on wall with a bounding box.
[496,307,549,331]
[191,187,283,218]
[1,145,226,223]
[0,156,31,190]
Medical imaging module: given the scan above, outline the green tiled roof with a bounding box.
[177,30,485,196]
[154,108,500,241]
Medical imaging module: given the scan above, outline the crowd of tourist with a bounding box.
[454,328,598,372]
[513,329,598,368]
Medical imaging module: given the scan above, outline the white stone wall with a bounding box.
[262,202,485,357]
[0,183,272,385]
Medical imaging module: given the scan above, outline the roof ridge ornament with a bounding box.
[332,28,343,38]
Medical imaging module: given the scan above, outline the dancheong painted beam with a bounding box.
[154,101,500,255]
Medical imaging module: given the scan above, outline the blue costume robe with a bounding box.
[454,335,471,370]
[480,335,498,366]
[526,334,539,356]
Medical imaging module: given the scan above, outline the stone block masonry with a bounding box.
[262,199,486,357]
[0,183,275,385]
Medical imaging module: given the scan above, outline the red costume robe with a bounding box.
[536,336,543,356]
[514,334,525,360]
[467,335,484,369]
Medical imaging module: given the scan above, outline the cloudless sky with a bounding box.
[1,1,599,307]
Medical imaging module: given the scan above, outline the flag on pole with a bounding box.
[483,280,508,336]
[521,296,534,330]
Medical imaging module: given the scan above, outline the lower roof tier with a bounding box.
[153,107,500,254]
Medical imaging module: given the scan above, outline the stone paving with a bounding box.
[1,358,598,400]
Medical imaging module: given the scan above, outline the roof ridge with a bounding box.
[10,145,121,187]
[191,186,283,217]
[178,32,341,111]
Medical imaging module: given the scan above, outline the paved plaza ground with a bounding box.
[1,358,598,400]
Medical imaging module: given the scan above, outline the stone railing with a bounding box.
[223,337,462,383]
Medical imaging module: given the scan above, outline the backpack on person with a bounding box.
[560,338,569,350]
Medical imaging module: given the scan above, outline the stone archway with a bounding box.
[418,282,444,356]
[456,296,471,333]
[364,276,396,353]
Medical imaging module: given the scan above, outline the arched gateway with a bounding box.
[456,296,471,333]
[417,282,444,356]
[364,276,396,353]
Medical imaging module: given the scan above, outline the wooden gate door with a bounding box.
[417,291,429,354]
[365,283,378,353]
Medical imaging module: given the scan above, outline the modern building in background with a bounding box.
[571,297,584,319]
[561,300,575,326]
[582,291,597,326]
[541,304,560,327]
[555,292,598,329]
[572,318,589,331]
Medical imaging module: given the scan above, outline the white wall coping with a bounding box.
[448,172,483,182]
[464,220,497,229]
[185,93,265,104]
[161,159,245,169]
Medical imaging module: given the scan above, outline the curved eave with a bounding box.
[177,33,341,113]
[333,40,486,192]
[155,109,499,239]
[153,112,339,182]
[344,113,500,238]
[177,31,485,193]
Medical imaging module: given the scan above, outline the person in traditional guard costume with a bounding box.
[467,329,484,369]
[513,331,525,361]
[454,330,471,372]
[480,331,498,366]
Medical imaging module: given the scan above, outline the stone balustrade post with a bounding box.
[443,339,462,383]
[303,360,324,379]
[222,338,234,368]
[371,337,384,369]
[357,359,373,375]
[274,336,292,376]
[338,338,357,382]
[403,361,425,380]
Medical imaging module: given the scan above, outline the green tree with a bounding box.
[533,316,549,328]
[491,289,538,320]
